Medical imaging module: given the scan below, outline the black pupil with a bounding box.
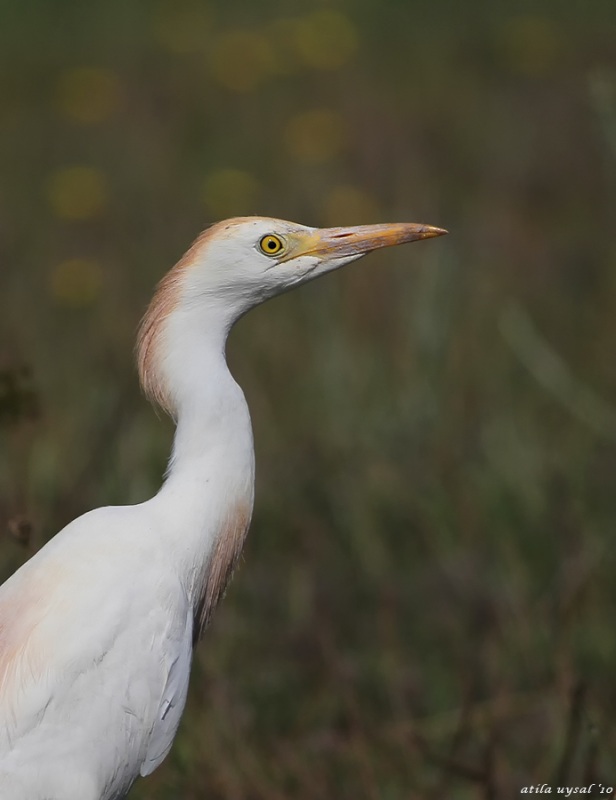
[267,240,276,249]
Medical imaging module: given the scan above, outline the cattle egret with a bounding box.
[0,216,446,799]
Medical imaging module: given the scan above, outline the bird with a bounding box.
[0,216,446,799]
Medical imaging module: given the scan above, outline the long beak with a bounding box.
[287,222,447,261]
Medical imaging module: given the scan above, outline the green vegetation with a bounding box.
[1,1,615,796]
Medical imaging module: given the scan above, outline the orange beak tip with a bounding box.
[422,226,448,239]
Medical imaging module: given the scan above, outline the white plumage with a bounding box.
[0,216,445,799]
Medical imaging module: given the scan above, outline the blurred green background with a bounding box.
[1,0,615,797]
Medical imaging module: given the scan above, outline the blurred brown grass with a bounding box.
[1,1,616,796]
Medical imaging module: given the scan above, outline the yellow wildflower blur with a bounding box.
[294,11,358,70]
[203,169,259,217]
[46,167,108,220]
[284,109,345,163]
[209,31,275,92]
[55,68,120,124]
[502,16,564,76]
[50,259,103,308]
[324,186,379,227]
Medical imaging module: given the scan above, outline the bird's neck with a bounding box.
[155,318,255,635]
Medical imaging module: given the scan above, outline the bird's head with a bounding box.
[138,216,447,414]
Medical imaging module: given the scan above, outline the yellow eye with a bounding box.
[259,234,285,256]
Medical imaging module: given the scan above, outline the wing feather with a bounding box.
[140,606,193,776]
